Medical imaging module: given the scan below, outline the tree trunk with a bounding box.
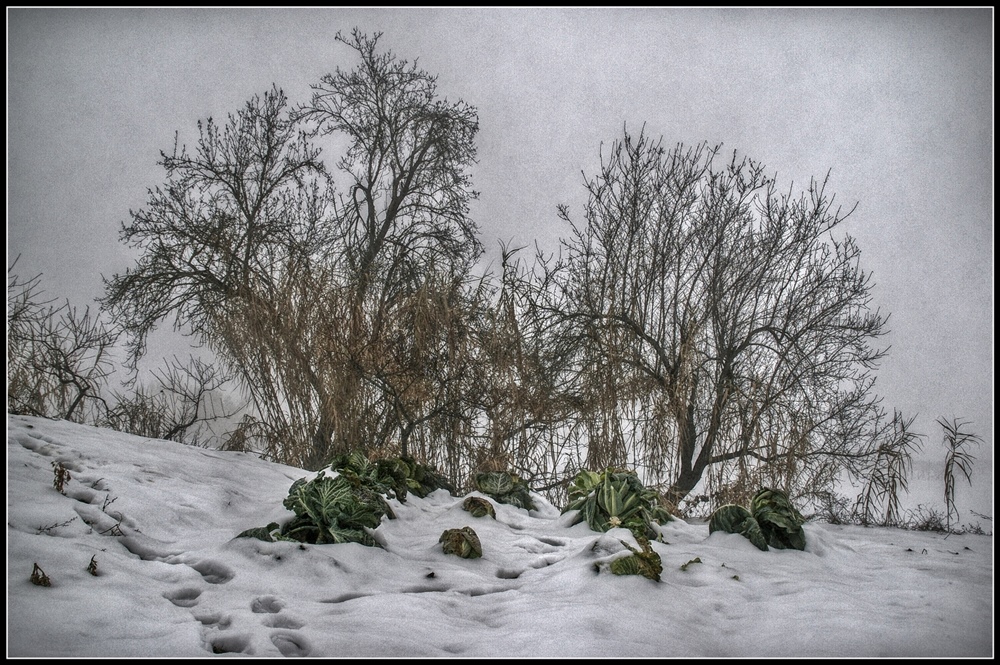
[400,422,415,459]
[304,415,335,471]
[667,395,704,506]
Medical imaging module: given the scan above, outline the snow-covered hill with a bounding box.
[6,414,993,657]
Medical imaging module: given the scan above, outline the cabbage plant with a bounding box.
[751,488,807,551]
[607,536,663,581]
[708,504,768,551]
[473,472,536,511]
[462,496,496,519]
[329,452,454,503]
[439,526,482,559]
[235,450,457,548]
[280,471,391,546]
[562,468,672,540]
[708,488,806,551]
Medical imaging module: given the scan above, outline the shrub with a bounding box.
[906,505,948,532]
[562,468,673,541]
[938,416,982,532]
[52,461,71,494]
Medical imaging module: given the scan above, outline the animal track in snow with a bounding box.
[321,582,456,605]
[464,585,509,597]
[117,534,179,561]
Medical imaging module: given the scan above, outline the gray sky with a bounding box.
[7,8,993,516]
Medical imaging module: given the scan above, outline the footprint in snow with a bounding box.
[207,633,253,655]
[251,595,285,613]
[514,537,564,554]
[53,457,84,473]
[263,614,305,629]
[163,587,202,607]
[270,631,312,657]
[193,611,232,629]
[19,431,66,456]
[528,553,565,569]
[183,558,235,585]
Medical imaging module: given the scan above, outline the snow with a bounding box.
[6,413,994,658]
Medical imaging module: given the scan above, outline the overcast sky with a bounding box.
[7,8,993,513]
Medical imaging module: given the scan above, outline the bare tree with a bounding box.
[8,260,116,423]
[101,84,329,361]
[536,127,891,510]
[296,29,480,309]
[101,30,483,471]
[99,83,336,465]
[290,28,483,467]
[102,355,237,445]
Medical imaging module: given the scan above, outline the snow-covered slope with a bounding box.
[6,414,993,657]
